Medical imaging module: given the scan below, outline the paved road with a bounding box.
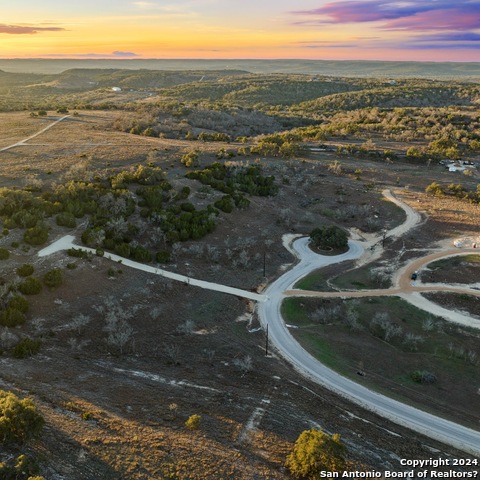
[258,241,480,455]
[38,192,480,454]
[38,235,267,302]
[286,246,480,329]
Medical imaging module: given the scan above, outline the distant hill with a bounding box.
[0,59,479,80]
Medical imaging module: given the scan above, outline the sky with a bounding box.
[1,0,479,62]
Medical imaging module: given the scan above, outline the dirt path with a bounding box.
[286,247,480,329]
[0,114,71,151]
[38,235,267,302]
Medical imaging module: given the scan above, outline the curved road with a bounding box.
[286,242,480,329]
[38,192,480,454]
[258,220,480,454]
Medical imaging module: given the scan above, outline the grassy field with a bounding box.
[282,296,480,426]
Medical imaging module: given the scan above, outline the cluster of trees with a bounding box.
[0,160,276,267]
[426,182,480,203]
[0,263,63,357]
[250,132,304,159]
[186,162,278,197]
[310,225,349,251]
[296,105,480,162]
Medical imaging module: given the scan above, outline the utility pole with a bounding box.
[265,323,269,356]
[263,249,266,278]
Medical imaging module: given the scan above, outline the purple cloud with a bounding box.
[292,1,480,31]
[112,51,140,57]
[0,24,66,35]
[42,51,141,58]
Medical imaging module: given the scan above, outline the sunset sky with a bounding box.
[2,0,479,62]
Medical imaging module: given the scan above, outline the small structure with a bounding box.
[111,87,122,92]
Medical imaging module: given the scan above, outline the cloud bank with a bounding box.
[0,24,66,35]
[292,1,480,31]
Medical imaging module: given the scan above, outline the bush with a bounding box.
[17,264,34,277]
[131,246,152,263]
[411,370,437,384]
[286,429,346,478]
[67,248,89,258]
[23,225,48,246]
[42,268,63,288]
[12,338,42,359]
[425,182,445,197]
[156,250,171,263]
[0,248,10,260]
[0,453,42,480]
[0,308,26,327]
[114,243,131,258]
[56,212,76,228]
[185,414,201,430]
[8,296,29,314]
[0,390,44,444]
[18,277,42,295]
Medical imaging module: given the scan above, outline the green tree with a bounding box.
[0,390,44,444]
[17,264,34,277]
[286,429,346,479]
[18,277,42,295]
[43,268,63,288]
[310,225,348,250]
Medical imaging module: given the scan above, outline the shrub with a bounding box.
[56,212,76,228]
[18,277,42,295]
[185,414,201,430]
[67,248,89,258]
[8,296,29,314]
[23,225,48,246]
[0,453,42,480]
[0,248,9,260]
[286,429,346,478]
[114,243,131,258]
[131,246,152,262]
[156,250,171,263]
[12,338,42,359]
[0,390,44,444]
[43,268,63,288]
[425,182,445,197]
[17,264,34,277]
[0,308,26,327]
[411,370,437,384]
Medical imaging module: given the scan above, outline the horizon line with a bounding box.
[1,57,480,64]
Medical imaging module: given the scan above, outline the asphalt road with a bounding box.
[38,192,480,454]
[258,236,480,455]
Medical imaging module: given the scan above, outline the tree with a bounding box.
[425,182,444,197]
[43,268,63,288]
[286,429,346,479]
[0,390,44,445]
[185,414,201,430]
[310,225,348,251]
